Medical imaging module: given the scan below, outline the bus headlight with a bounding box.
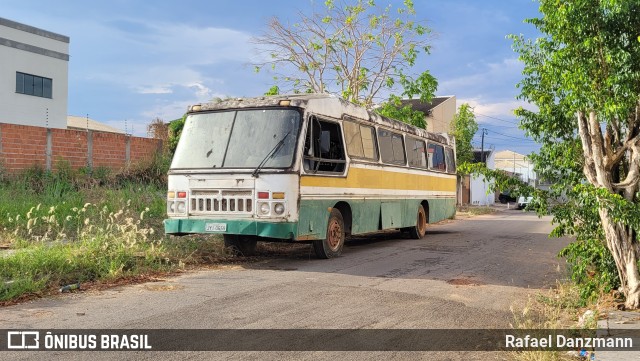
[259,202,270,215]
[168,201,175,213]
[273,203,285,215]
[176,201,186,214]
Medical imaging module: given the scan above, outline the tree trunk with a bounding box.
[600,207,640,308]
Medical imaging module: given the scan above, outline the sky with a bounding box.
[3,0,543,154]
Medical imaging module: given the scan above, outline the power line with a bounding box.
[474,134,537,142]
[489,130,537,142]
[473,111,520,126]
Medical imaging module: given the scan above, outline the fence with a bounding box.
[0,123,163,173]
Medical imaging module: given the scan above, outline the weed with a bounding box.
[0,200,166,302]
[509,282,597,361]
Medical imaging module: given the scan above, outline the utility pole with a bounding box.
[480,128,488,163]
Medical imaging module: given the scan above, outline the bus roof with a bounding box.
[189,94,452,146]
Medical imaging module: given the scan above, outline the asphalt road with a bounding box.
[1,207,570,360]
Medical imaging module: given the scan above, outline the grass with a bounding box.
[509,282,599,361]
[456,205,497,217]
[0,161,229,304]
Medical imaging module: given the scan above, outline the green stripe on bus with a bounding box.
[297,198,456,240]
[165,198,455,241]
[164,219,298,240]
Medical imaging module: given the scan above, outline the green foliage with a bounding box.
[375,70,437,127]
[167,114,186,156]
[450,103,478,164]
[558,237,618,303]
[265,85,280,96]
[509,0,640,304]
[255,0,434,109]
[376,94,426,128]
[115,152,170,188]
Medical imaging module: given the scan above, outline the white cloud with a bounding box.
[439,57,523,94]
[139,83,226,120]
[458,98,537,121]
[136,85,173,94]
[69,17,252,98]
[186,82,214,99]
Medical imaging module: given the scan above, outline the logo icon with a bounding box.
[7,331,40,349]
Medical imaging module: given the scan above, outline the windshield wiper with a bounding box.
[251,130,291,178]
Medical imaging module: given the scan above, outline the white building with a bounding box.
[494,150,536,185]
[0,17,69,129]
[469,149,496,206]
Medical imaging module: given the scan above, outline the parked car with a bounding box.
[517,196,534,210]
[498,192,517,204]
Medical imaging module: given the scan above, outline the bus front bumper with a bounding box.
[164,218,298,240]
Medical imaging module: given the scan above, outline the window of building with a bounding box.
[16,72,52,99]
[378,129,406,165]
[405,137,427,168]
[343,120,378,160]
[427,143,446,171]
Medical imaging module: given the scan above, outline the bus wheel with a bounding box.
[407,205,427,239]
[313,209,344,259]
[224,235,258,256]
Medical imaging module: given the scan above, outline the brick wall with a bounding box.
[0,123,163,173]
[50,128,88,171]
[92,131,127,169]
[0,124,47,171]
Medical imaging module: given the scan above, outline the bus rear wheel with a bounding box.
[406,204,427,239]
[313,209,345,259]
[224,235,258,256]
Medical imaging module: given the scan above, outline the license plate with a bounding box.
[205,223,227,232]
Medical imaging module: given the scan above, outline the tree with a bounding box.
[450,103,478,206]
[450,103,478,164]
[147,117,169,142]
[167,114,186,156]
[512,0,640,308]
[253,0,437,113]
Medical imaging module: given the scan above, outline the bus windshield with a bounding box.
[171,109,301,169]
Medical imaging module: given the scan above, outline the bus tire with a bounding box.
[224,234,258,256]
[313,209,344,259]
[407,204,427,239]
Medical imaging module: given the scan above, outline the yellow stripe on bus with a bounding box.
[300,167,456,192]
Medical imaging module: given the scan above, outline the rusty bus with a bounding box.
[164,94,457,258]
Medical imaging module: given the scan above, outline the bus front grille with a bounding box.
[189,190,253,215]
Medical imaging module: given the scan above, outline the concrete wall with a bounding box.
[470,151,496,206]
[0,17,69,129]
[426,96,456,133]
[0,123,163,173]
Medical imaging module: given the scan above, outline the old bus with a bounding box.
[164,94,457,258]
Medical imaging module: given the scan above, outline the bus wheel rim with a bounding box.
[418,209,426,235]
[328,219,341,250]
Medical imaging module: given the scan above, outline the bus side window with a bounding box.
[445,147,456,174]
[427,143,446,171]
[303,117,346,173]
